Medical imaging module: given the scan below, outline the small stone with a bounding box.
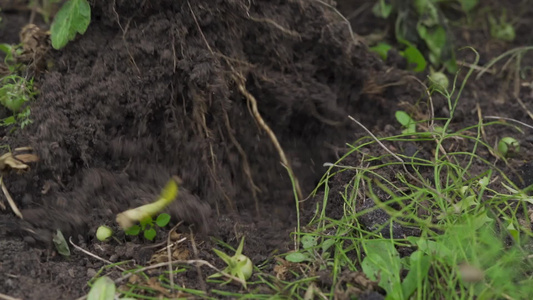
[87,268,97,278]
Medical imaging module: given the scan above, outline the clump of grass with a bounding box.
[284,50,533,299]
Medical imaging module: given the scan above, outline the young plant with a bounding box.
[497,137,520,158]
[395,110,416,135]
[209,236,253,288]
[50,0,91,50]
[116,177,179,230]
[87,276,136,300]
[0,75,36,128]
[488,11,516,42]
[124,213,171,241]
[284,235,337,270]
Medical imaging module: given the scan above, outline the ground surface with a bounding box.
[0,0,532,299]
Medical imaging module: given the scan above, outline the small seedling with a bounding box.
[488,12,516,42]
[53,229,71,257]
[87,276,136,300]
[124,213,171,241]
[395,110,417,135]
[209,236,253,288]
[497,137,520,158]
[116,177,179,230]
[370,42,393,61]
[372,0,393,19]
[50,0,91,49]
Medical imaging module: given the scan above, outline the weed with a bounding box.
[395,110,417,135]
[285,50,533,299]
[488,11,516,42]
[0,44,36,128]
[497,137,520,158]
[124,212,171,241]
[50,0,91,50]
[209,236,253,288]
[370,0,464,73]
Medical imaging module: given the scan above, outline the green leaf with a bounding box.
[0,116,16,126]
[370,42,393,61]
[52,229,71,257]
[144,227,157,241]
[372,0,393,19]
[400,45,427,72]
[301,235,317,250]
[498,137,520,157]
[88,276,115,300]
[212,248,233,265]
[50,0,91,50]
[322,238,335,253]
[155,213,171,227]
[361,240,403,299]
[395,110,412,126]
[395,110,416,134]
[489,14,516,42]
[285,252,311,263]
[461,0,479,12]
[139,217,153,230]
[401,251,431,298]
[125,225,141,236]
[506,222,519,242]
[418,25,447,66]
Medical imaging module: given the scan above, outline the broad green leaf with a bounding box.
[322,238,335,253]
[144,227,157,241]
[139,217,153,230]
[285,252,311,263]
[50,0,91,50]
[372,0,393,19]
[370,42,393,60]
[395,111,413,127]
[301,235,317,250]
[461,0,479,12]
[52,229,71,257]
[506,222,519,242]
[489,15,516,42]
[155,213,171,227]
[418,25,446,65]
[361,240,403,299]
[125,225,141,236]
[401,251,431,298]
[401,45,427,72]
[88,276,115,300]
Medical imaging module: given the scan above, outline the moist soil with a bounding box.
[0,0,532,299]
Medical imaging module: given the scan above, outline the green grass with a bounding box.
[282,52,533,299]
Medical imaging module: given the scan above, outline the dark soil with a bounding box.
[1,0,532,299]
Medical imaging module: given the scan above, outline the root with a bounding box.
[187,0,303,209]
[112,0,141,75]
[233,76,304,201]
[1,176,22,219]
[224,112,261,215]
[246,16,301,39]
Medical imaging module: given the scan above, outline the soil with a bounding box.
[1,0,532,299]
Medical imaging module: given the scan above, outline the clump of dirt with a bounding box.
[0,0,417,298]
[2,0,401,254]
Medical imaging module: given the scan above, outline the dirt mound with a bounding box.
[3,0,397,248]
